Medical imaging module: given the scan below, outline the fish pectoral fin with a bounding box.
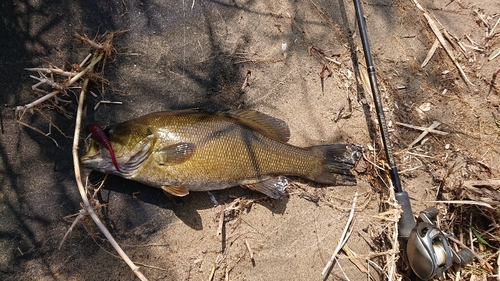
[244,176,288,199]
[161,185,190,197]
[154,142,196,165]
[228,109,290,142]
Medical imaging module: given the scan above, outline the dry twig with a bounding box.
[71,52,148,281]
[16,47,102,116]
[322,191,358,277]
[421,39,439,68]
[216,204,225,236]
[429,200,494,209]
[17,31,148,280]
[342,245,377,280]
[396,121,448,148]
[245,239,255,263]
[411,0,474,87]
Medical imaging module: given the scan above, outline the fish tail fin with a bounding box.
[309,144,364,185]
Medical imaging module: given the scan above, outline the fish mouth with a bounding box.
[80,137,118,173]
[80,155,116,173]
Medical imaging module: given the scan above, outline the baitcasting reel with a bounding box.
[406,208,474,280]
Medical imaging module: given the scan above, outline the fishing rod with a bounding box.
[352,0,473,279]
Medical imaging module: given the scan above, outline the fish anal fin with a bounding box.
[154,142,195,165]
[244,177,288,199]
[161,185,190,197]
[227,109,290,142]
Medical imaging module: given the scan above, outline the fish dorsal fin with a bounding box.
[161,185,190,197]
[244,176,288,199]
[154,142,196,165]
[227,109,290,142]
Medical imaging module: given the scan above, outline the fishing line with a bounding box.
[182,0,186,84]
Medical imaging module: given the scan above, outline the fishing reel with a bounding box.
[405,207,474,280]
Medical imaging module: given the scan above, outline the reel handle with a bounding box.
[406,208,474,280]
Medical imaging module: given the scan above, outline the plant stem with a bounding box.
[71,53,148,281]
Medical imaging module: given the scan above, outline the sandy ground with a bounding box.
[1,0,500,280]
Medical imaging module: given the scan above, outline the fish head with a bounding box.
[81,122,156,177]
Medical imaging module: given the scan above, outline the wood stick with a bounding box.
[216,204,225,236]
[428,200,494,209]
[463,179,500,188]
[423,13,473,86]
[396,121,449,135]
[421,39,439,68]
[322,192,358,276]
[489,16,500,38]
[412,0,474,86]
[408,121,441,148]
[25,67,78,77]
[245,239,254,261]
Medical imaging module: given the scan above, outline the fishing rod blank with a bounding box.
[352,0,416,238]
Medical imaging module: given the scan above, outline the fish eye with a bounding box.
[105,128,113,136]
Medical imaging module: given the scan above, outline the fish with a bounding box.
[80,109,364,199]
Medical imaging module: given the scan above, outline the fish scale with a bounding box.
[150,121,310,182]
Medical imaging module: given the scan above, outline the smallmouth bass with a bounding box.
[81,109,363,199]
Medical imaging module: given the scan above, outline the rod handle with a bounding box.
[396,191,416,238]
